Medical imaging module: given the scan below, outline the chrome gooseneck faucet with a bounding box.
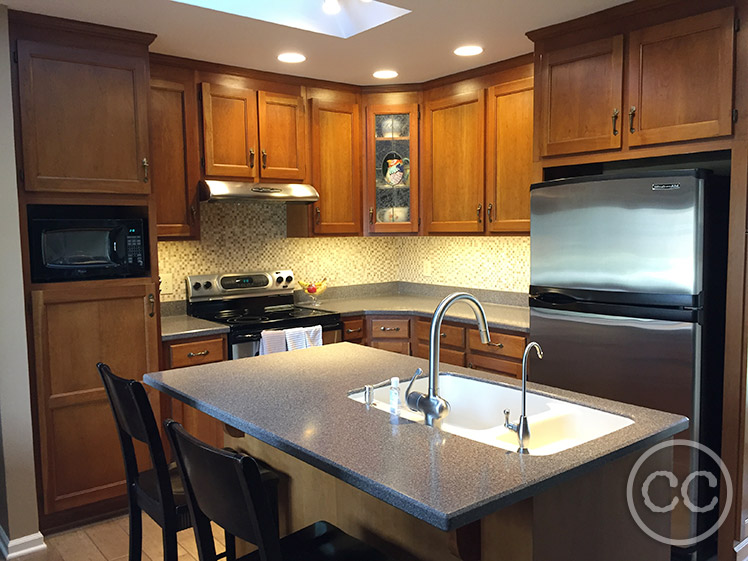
[504,341,543,454]
[406,292,490,426]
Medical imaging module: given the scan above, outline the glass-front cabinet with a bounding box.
[366,104,419,233]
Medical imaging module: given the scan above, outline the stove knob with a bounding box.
[192,282,201,290]
[285,275,293,283]
[204,281,212,289]
[276,276,283,284]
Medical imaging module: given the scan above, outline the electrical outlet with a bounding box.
[160,273,174,295]
[423,259,432,278]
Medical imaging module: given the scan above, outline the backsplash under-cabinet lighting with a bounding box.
[157,202,530,301]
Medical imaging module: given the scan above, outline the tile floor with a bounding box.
[18,513,227,561]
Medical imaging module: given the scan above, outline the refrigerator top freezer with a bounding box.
[530,169,707,301]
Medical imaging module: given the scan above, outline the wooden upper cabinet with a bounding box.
[16,40,150,194]
[627,7,735,147]
[366,104,419,234]
[201,82,258,179]
[32,282,159,514]
[150,68,201,239]
[310,99,362,235]
[486,78,533,233]
[258,91,306,180]
[424,90,485,233]
[539,35,624,157]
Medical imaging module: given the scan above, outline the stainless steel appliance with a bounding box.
[186,269,342,359]
[529,170,728,559]
[28,205,148,283]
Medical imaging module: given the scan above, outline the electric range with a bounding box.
[186,270,342,359]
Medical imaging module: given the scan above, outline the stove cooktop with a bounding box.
[201,305,338,329]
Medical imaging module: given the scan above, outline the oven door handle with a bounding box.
[233,333,262,342]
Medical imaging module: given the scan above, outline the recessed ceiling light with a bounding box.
[322,0,341,15]
[278,52,306,63]
[373,70,398,79]
[454,45,484,57]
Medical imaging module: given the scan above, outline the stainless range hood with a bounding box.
[200,180,319,203]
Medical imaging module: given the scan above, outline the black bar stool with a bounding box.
[99,363,279,560]
[165,419,395,561]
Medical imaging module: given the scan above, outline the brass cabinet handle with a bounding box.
[440,332,446,338]
[612,108,619,136]
[346,327,362,334]
[369,207,374,224]
[148,294,155,317]
[629,106,636,134]
[487,341,504,348]
[380,326,400,332]
[187,350,210,358]
[249,148,255,168]
[190,205,197,224]
[142,157,149,182]
[487,203,493,223]
[261,149,267,169]
[477,203,482,224]
[315,207,321,224]
[467,362,474,369]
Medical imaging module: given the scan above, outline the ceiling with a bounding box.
[4,0,631,85]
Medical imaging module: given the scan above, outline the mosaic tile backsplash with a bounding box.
[157,202,530,301]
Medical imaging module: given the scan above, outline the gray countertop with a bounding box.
[144,343,686,531]
[161,295,528,341]
[310,295,529,333]
[161,315,229,342]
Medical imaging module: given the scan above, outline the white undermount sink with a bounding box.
[348,373,633,455]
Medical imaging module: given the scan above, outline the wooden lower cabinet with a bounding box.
[367,316,411,356]
[412,318,465,367]
[466,328,526,379]
[162,334,228,449]
[31,282,159,514]
[342,316,365,344]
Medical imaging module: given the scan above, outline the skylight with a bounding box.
[170,0,411,39]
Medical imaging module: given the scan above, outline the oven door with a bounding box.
[230,333,261,360]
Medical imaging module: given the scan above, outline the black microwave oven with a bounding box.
[29,215,149,283]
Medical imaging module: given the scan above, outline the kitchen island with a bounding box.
[145,343,686,561]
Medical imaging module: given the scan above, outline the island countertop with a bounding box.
[144,343,686,531]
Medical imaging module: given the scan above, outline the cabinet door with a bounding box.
[201,83,258,179]
[150,72,200,239]
[32,283,159,514]
[310,99,362,235]
[258,91,306,180]
[366,104,419,233]
[539,35,623,156]
[627,7,734,147]
[16,41,150,194]
[486,78,533,233]
[424,91,485,233]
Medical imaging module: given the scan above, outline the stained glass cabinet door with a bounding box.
[366,104,419,233]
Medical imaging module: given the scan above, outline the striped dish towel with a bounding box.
[259,330,287,355]
[285,327,308,351]
[304,325,323,347]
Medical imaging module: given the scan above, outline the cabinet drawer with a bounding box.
[371,340,410,355]
[414,343,465,368]
[415,319,465,347]
[343,318,365,341]
[468,330,526,359]
[370,318,410,339]
[168,337,225,368]
[466,353,521,379]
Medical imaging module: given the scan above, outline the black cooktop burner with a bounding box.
[226,315,270,324]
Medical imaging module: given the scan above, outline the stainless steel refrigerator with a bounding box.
[529,170,728,559]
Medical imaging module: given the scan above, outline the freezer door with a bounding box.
[531,172,703,295]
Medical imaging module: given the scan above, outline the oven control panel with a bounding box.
[187,270,295,301]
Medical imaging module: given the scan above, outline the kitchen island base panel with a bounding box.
[225,429,672,561]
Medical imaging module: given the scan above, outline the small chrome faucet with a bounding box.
[406,293,490,426]
[504,342,543,454]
